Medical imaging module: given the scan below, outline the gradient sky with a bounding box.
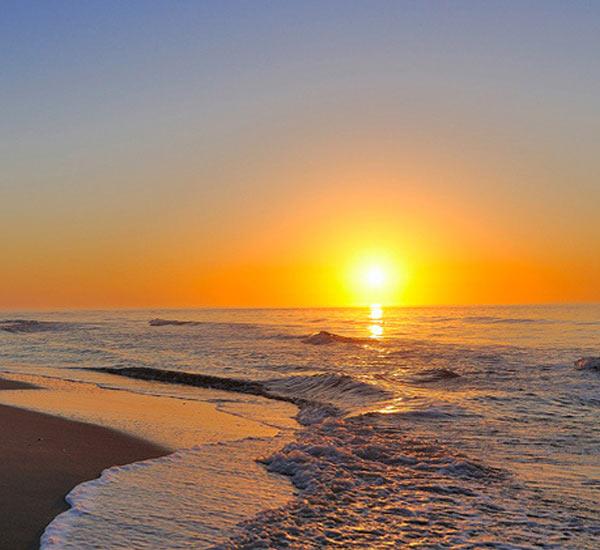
[2,1,599,308]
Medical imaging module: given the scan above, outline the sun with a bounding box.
[347,252,406,306]
[365,265,387,289]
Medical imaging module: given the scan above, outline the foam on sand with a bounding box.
[0,372,299,549]
[41,436,293,549]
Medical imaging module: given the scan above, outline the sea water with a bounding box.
[0,305,598,548]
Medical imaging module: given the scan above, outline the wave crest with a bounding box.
[266,373,391,408]
[93,367,389,425]
[301,330,373,345]
[149,318,197,326]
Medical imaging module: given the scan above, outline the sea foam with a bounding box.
[41,437,293,549]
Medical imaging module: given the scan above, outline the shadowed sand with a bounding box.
[0,381,168,550]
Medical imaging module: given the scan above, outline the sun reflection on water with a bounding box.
[377,399,404,414]
[369,324,383,338]
[368,304,384,339]
[369,303,383,320]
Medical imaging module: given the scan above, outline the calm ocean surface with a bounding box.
[1,305,599,548]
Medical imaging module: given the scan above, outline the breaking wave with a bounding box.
[95,369,568,548]
[221,412,594,549]
[94,367,390,425]
[266,373,391,409]
[0,319,73,334]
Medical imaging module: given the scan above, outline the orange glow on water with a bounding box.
[369,303,383,320]
[368,324,383,339]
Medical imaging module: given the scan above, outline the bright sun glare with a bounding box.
[365,265,387,289]
[348,253,406,306]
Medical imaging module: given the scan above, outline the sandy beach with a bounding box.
[0,371,296,549]
[0,383,168,549]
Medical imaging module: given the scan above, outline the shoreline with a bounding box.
[0,402,168,550]
[0,372,298,549]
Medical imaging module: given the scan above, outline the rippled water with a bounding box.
[1,305,599,548]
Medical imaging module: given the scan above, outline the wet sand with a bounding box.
[0,372,295,549]
[0,385,168,550]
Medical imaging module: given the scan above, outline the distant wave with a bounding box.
[93,367,390,425]
[420,316,459,323]
[0,319,72,334]
[149,318,272,333]
[301,330,373,345]
[574,357,600,370]
[149,318,258,328]
[150,318,259,328]
[149,318,198,326]
[149,319,374,346]
[463,316,547,325]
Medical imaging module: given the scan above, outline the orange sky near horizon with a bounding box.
[2,134,598,309]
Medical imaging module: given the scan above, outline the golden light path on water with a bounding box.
[368,303,384,339]
[365,303,407,417]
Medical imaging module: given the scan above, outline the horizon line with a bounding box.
[0,300,598,313]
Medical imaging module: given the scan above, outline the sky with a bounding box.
[1,1,599,308]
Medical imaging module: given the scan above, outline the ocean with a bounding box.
[0,305,599,548]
